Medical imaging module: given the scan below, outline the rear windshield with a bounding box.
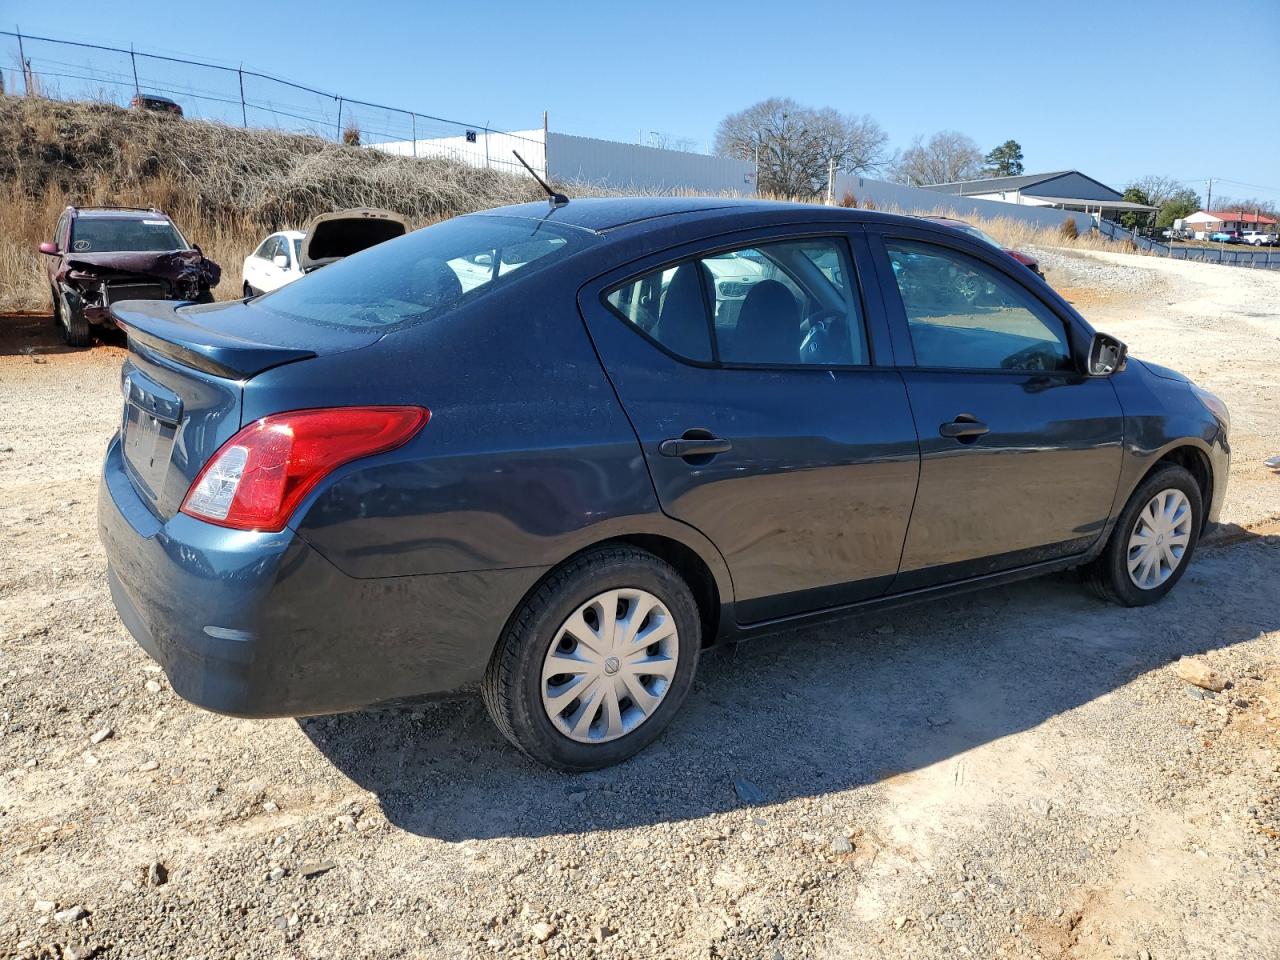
[257,216,589,331]
[70,217,187,253]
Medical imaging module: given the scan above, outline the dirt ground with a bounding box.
[1,250,1278,960]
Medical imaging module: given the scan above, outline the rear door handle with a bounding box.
[938,416,989,439]
[659,437,732,459]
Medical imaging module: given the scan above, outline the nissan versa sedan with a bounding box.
[99,198,1230,770]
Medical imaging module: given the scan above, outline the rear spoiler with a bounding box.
[111,299,316,379]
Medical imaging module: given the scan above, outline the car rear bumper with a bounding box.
[98,434,544,718]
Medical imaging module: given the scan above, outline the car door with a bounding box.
[866,226,1124,590]
[578,227,919,623]
[245,237,271,293]
[259,236,289,292]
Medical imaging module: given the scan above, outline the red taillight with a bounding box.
[180,406,429,531]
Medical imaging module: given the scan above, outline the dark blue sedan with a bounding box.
[99,198,1231,770]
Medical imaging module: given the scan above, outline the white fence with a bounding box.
[832,175,1096,234]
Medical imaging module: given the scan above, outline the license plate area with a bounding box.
[107,283,169,304]
[120,369,183,502]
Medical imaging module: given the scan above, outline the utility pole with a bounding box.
[827,156,836,205]
[15,25,27,95]
[1205,178,1214,211]
[130,44,139,96]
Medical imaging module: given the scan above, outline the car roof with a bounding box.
[273,230,306,240]
[71,207,171,220]
[474,196,921,235]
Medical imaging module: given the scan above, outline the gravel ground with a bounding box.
[1,250,1278,960]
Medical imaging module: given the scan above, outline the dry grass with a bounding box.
[0,95,1134,312]
[0,96,545,310]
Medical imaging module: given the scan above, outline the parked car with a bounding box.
[130,93,183,117]
[923,216,1045,279]
[1242,231,1277,247]
[99,198,1230,770]
[242,230,304,297]
[1209,231,1242,244]
[242,210,408,298]
[39,206,219,347]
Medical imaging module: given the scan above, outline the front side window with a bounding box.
[70,217,187,254]
[606,237,868,366]
[886,240,1072,372]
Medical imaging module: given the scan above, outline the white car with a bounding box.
[242,230,304,297]
[1242,231,1277,247]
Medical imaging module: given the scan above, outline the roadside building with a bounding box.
[372,128,755,195]
[1181,210,1277,239]
[921,170,1156,221]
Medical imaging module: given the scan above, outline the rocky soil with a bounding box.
[1,250,1278,959]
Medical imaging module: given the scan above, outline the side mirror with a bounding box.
[38,241,59,256]
[1088,332,1128,376]
[472,252,493,268]
[273,254,290,269]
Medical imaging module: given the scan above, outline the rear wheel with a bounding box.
[1085,464,1202,606]
[242,282,253,299]
[58,286,91,348]
[482,546,701,770]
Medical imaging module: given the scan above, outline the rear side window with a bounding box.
[885,240,1072,372]
[606,237,867,366]
[70,218,186,253]
[257,216,586,331]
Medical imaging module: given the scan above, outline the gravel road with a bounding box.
[1,250,1278,960]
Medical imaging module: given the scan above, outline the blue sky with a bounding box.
[8,0,1279,202]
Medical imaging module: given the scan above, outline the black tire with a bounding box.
[1084,464,1203,606]
[482,546,701,771]
[242,282,254,299]
[59,287,91,348]
[50,286,62,327]
[194,286,215,304]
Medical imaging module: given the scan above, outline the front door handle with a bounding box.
[659,436,732,459]
[939,415,989,439]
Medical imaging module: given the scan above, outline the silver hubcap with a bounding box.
[541,588,679,744]
[1127,488,1193,590]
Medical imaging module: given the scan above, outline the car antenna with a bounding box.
[512,150,569,209]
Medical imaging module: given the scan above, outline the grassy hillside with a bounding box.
[0,96,543,310]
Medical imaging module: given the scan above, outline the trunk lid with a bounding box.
[111,298,382,519]
[298,208,408,273]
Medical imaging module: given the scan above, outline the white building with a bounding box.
[923,170,1155,220]
[371,128,754,196]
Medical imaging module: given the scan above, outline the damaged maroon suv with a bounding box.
[40,206,220,347]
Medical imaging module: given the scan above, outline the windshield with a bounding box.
[257,215,589,331]
[70,217,187,253]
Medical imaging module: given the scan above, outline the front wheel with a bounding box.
[1085,464,1203,606]
[58,287,91,348]
[482,546,701,771]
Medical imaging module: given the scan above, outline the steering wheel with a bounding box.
[1000,345,1053,371]
[798,309,845,363]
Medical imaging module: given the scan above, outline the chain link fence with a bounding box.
[1,28,545,176]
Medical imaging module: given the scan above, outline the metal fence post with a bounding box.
[484,127,490,169]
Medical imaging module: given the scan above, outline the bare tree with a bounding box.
[1127,175,1186,209]
[714,98,889,198]
[890,131,985,186]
